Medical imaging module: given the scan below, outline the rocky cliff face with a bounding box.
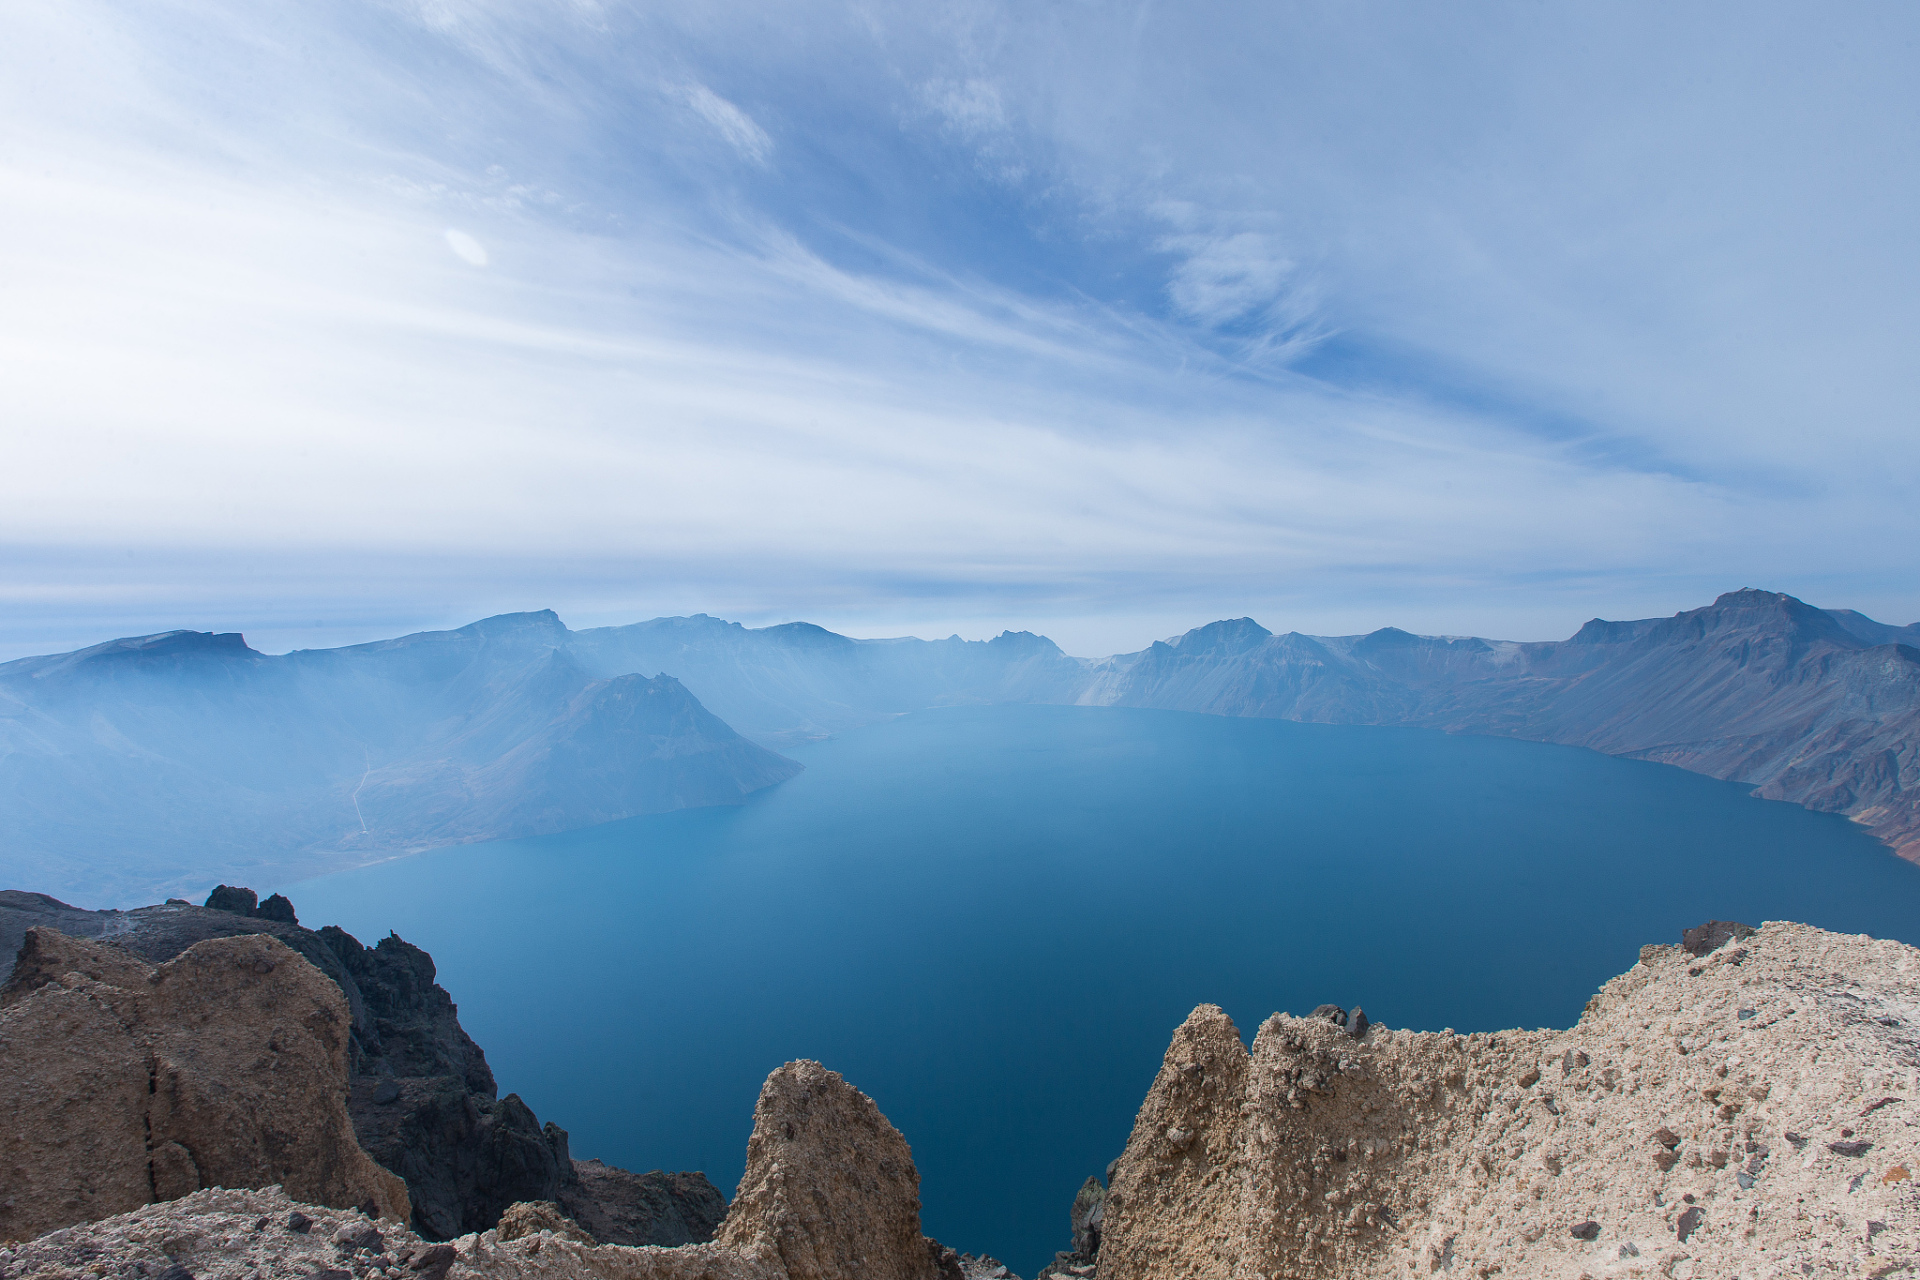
[15,920,1920,1278]
[4,1062,957,1280]
[0,930,409,1242]
[10,920,1919,1277]
[0,889,724,1246]
[0,614,801,904]
[1100,920,1920,1279]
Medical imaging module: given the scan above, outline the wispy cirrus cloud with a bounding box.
[1,0,1916,662]
[678,82,774,165]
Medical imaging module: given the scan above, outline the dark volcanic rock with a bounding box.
[314,923,573,1238]
[0,891,127,980]
[256,893,299,924]
[1034,1174,1106,1279]
[2,890,717,1244]
[557,1159,728,1247]
[1682,920,1757,957]
[1068,1175,1105,1258]
[206,885,259,914]
[206,885,299,924]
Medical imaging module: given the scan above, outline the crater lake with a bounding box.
[287,705,1920,1273]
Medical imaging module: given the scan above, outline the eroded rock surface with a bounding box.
[0,930,407,1242]
[716,1061,946,1280]
[560,1162,729,1248]
[4,1063,952,1280]
[1,1187,770,1280]
[1101,921,1920,1279]
[1,893,646,1242]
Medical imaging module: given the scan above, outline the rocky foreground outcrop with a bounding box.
[9,919,1918,1278]
[1103,920,1920,1279]
[2,1062,956,1280]
[0,929,409,1242]
[0,890,725,1245]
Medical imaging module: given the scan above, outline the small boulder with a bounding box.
[1570,1220,1600,1241]
[496,1201,596,1245]
[408,1244,456,1280]
[333,1223,383,1252]
[205,886,259,916]
[255,894,299,925]
[1309,1004,1348,1027]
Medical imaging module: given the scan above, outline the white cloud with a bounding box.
[678,82,773,165]
[0,0,1916,660]
[443,228,489,265]
[924,78,1006,137]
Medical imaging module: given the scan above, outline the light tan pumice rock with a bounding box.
[1099,921,1920,1279]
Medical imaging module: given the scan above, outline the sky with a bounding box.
[3,1,1918,660]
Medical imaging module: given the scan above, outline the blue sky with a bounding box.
[4,1,1917,659]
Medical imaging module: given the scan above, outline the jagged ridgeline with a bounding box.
[3,589,1918,902]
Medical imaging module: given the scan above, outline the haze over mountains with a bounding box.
[3,589,1915,904]
[0,613,798,904]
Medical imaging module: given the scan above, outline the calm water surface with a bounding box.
[289,706,1920,1273]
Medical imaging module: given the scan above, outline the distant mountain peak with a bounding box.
[755,622,856,649]
[1704,588,1824,617]
[454,610,570,641]
[987,630,1065,655]
[1167,618,1273,654]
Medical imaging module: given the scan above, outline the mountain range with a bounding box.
[3,588,1915,903]
[0,613,798,903]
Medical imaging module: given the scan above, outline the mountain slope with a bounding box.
[567,614,1088,745]
[1082,590,1920,860]
[7,590,1916,901]
[0,615,801,904]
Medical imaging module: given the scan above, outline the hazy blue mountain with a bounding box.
[7,590,1916,904]
[1827,609,1920,649]
[567,614,1089,745]
[1080,590,1920,861]
[567,594,1919,861]
[0,613,799,904]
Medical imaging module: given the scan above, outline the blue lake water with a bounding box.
[288,705,1920,1274]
